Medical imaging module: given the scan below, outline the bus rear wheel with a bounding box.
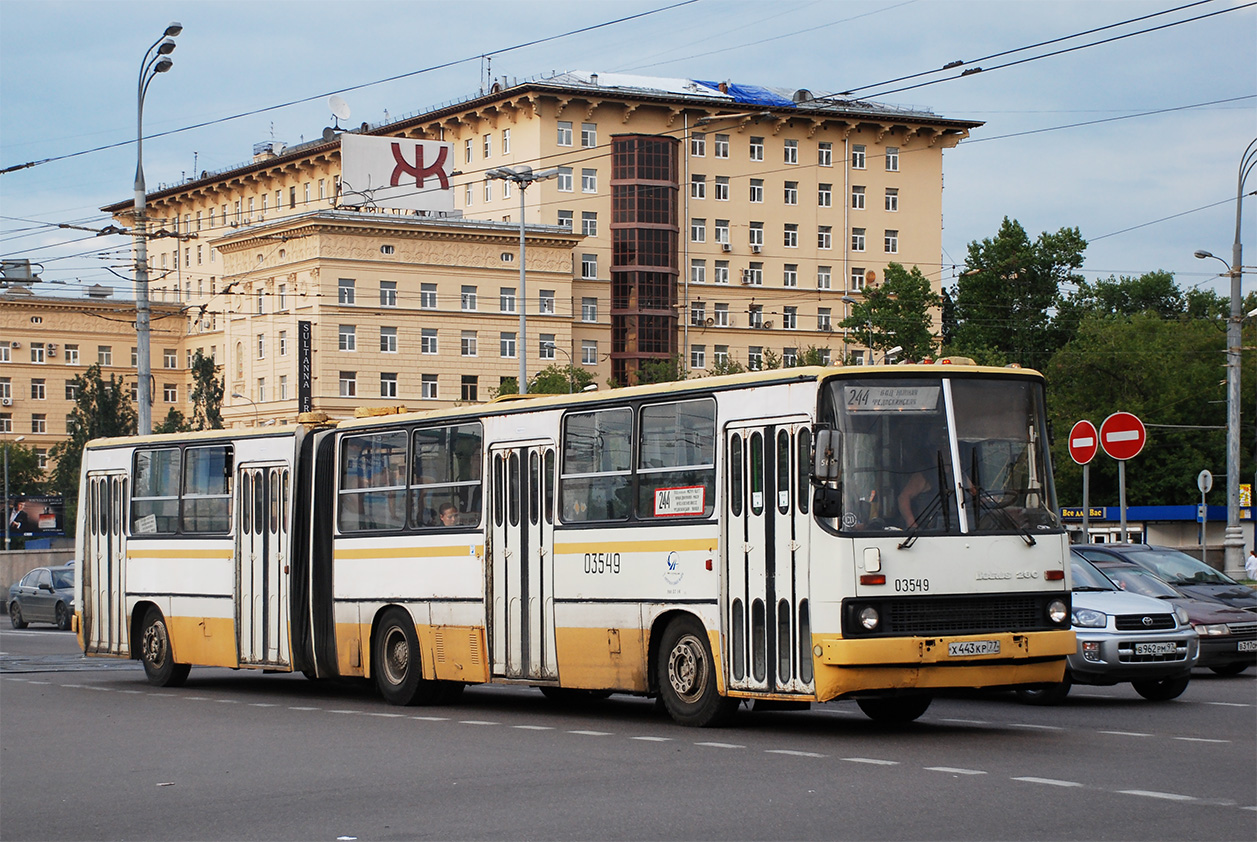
[856,694,932,723]
[139,607,190,687]
[372,608,445,706]
[656,617,736,727]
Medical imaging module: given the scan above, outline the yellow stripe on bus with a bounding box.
[552,538,715,554]
[127,548,234,559]
[334,545,484,560]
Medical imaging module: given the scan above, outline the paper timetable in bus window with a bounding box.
[655,485,705,516]
[843,385,940,413]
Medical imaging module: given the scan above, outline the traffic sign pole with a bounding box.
[1082,465,1090,540]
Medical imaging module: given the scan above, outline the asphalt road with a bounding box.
[1,627,1254,842]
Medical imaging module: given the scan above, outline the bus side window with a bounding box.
[776,429,791,514]
[131,448,180,534]
[730,435,743,518]
[560,408,631,522]
[636,399,716,519]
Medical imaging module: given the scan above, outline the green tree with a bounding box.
[49,365,137,536]
[496,364,596,396]
[154,408,189,434]
[708,355,746,376]
[950,217,1086,369]
[841,262,938,362]
[637,354,686,385]
[3,441,44,496]
[787,346,832,367]
[189,350,224,430]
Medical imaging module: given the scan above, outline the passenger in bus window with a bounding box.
[439,502,458,527]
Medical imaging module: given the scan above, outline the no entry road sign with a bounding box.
[1069,420,1099,465]
[1099,411,1146,461]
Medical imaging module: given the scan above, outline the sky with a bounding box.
[1,0,1254,301]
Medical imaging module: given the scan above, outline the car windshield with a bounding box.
[1071,556,1117,591]
[1126,548,1239,586]
[1100,566,1179,598]
[51,569,74,589]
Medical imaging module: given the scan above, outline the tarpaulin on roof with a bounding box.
[693,81,797,108]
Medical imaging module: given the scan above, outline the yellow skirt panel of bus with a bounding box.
[167,616,239,668]
[416,624,490,685]
[554,626,649,692]
[810,630,1074,701]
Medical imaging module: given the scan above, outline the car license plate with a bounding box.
[949,640,1000,657]
[1238,640,1257,653]
[1135,642,1177,656]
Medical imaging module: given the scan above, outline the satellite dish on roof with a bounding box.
[322,127,337,143]
[329,95,351,128]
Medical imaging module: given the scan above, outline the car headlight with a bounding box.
[1193,623,1230,636]
[1047,599,1068,625]
[1072,608,1107,628]
[1174,606,1191,625]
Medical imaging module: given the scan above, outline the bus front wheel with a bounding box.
[372,608,445,706]
[856,694,932,723]
[139,607,190,687]
[656,617,737,727]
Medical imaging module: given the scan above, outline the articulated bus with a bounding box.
[76,363,1075,726]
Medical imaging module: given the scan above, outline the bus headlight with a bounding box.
[1046,599,1068,625]
[858,606,880,631]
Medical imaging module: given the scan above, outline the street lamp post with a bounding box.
[541,341,575,393]
[231,392,260,427]
[485,166,559,395]
[134,22,182,436]
[1195,137,1256,579]
[5,435,27,551]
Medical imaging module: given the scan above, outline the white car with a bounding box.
[1017,555,1199,704]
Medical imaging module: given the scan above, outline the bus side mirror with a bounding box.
[814,429,839,482]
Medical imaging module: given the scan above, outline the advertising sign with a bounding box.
[339,134,454,213]
[298,320,313,413]
[6,495,66,536]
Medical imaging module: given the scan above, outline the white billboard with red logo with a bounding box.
[339,134,454,213]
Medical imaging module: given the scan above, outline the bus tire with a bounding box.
[372,608,436,706]
[656,616,736,727]
[1132,675,1189,701]
[139,607,190,687]
[856,694,932,723]
[1015,675,1072,706]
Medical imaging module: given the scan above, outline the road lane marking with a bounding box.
[568,730,611,736]
[248,702,278,707]
[459,720,499,726]
[926,767,987,775]
[767,749,826,758]
[631,736,672,742]
[1099,730,1152,737]
[513,725,554,731]
[842,757,899,766]
[1173,736,1229,744]
[215,699,238,703]
[366,712,405,718]
[410,715,448,721]
[328,709,361,715]
[185,696,211,700]
[288,706,319,711]
[119,689,144,694]
[1119,790,1197,802]
[1013,776,1084,788]
[1007,723,1063,731]
[27,680,51,685]
[1205,701,1250,708]
[695,741,744,749]
[941,718,988,725]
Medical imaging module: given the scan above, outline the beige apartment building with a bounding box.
[89,71,978,430]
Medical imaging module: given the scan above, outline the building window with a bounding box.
[581,122,597,148]
[581,212,597,237]
[280,375,289,400]
[852,144,866,169]
[713,345,729,367]
[380,281,397,307]
[783,347,798,367]
[502,127,511,153]
[851,228,865,252]
[339,325,356,351]
[278,331,288,357]
[131,347,138,368]
[817,308,832,331]
[885,229,899,254]
[98,346,112,366]
[690,175,706,200]
[784,139,798,164]
[277,284,287,310]
[257,334,266,359]
[338,278,355,305]
[0,414,9,433]
[691,259,706,285]
[421,329,438,355]
[690,131,705,157]
[465,183,474,205]
[851,268,866,291]
[484,181,492,202]
[783,264,798,287]
[852,185,866,210]
[784,181,798,205]
[818,266,832,290]
[819,141,833,167]
[339,372,357,398]
[886,146,900,171]
[783,306,797,330]
[749,136,764,161]
[30,344,45,364]
[163,349,177,368]
[712,219,729,245]
[581,168,597,193]
[746,263,763,286]
[464,138,473,162]
[818,183,832,207]
[714,134,729,158]
[483,133,491,158]
[690,300,706,325]
[380,327,398,353]
[885,188,899,212]
[714,260,729,285]
[581,340,598,365]
[0,379,8,401]
[784,224,798,248]
[749,222,763,248]
[691,218,706,243]
[749,178,763,203]
[31,379,46,400]
[557,121,573,146]
[64,344,78,365]
[64,380,78,401]
[500,287,516,313]
[380,372,398,398]
[714,303,729,326]
[748,347,763,371]
[715,176,729,201]
[691,345,706,369]
[557,167,573,192]
[581,254,597,279]
[32,414,46,434]
[461,331,478,357]
[539,289,555,314]
[422,374,438,400]
[558,210,573,230]
[420,283,437,309]
[581,297,598,322]
[461,285,477,311]
[749,305,763,329]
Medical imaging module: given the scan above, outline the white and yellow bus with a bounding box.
[76,364,1074,726]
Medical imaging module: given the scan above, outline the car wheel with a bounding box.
[656,616,737,727]
[856,694,933,723]
[55,602,71,631]
[1015,675,1073,706]
[1131,675,1190,701]
[1209,663,1249,677]
[139,607,191,687]
[9,602,28,629]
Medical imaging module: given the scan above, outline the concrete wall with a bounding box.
[2,548,76,608]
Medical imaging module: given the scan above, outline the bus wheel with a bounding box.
[656,617,736,727]
[856,694,932,723]
[1132,675,1189,701]
[372,608,434,706]
[139,607,191,687]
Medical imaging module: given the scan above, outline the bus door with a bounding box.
[724,421,815,695]
[488,441,557,681]
[235,463,291,667]
[83,471,127,656]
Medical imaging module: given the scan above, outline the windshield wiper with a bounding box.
[973,486,1036,546]
[898,454,951,550]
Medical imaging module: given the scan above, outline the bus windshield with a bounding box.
[819,375,1061,536]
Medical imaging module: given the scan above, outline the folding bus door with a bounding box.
[83,471,127,655]
[236,463,291,667]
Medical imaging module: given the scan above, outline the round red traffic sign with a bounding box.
[1099,411,1146,461]
[1068,419,1099,465]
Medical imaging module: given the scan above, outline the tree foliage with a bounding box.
[841,262,938,362]
[189,350,224,430]
[497,363,597,397]
[636,355,687,385]
[3,442,44,496]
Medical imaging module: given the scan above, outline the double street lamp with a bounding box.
[485,166,559,395]
[134,22,182,435]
